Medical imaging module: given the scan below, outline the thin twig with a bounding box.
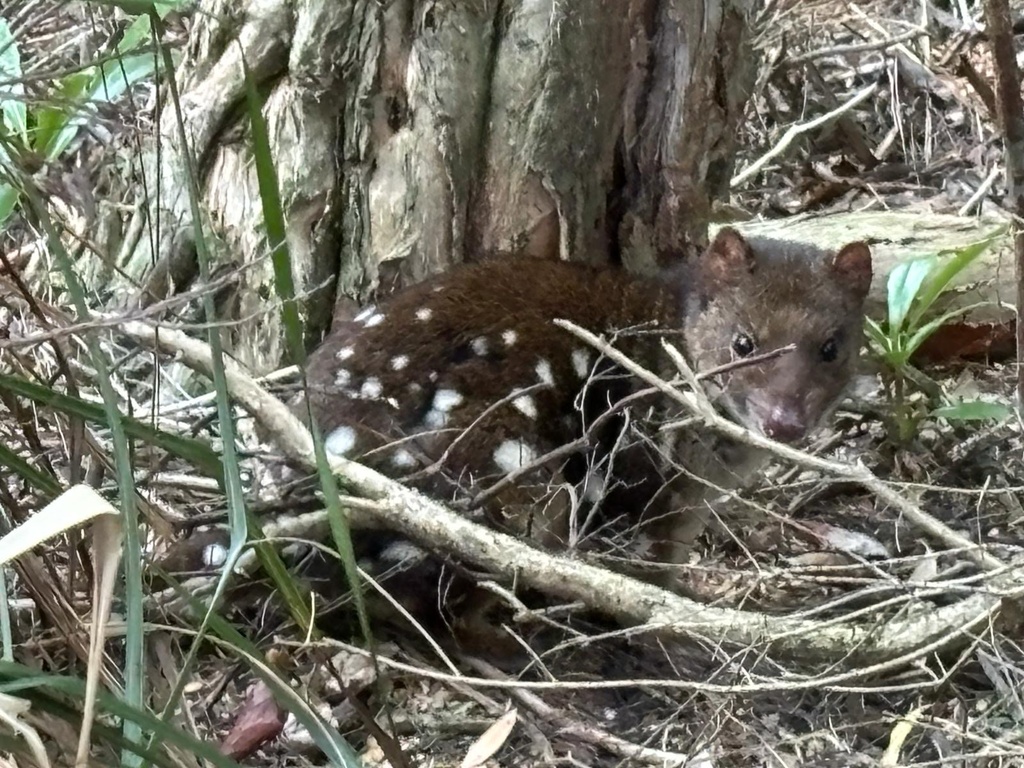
[552,318,1007,573]
[122,318,1022,667]
[958,165,1002,216]
[786,27,928,66]
[731,82,881,188]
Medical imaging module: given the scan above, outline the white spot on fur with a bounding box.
[203,543,227,568]
[325,426,357,457]
[581,469,606,503]
[572,348,591,379]
[433,388,463,412]
[353,306,376,323]
[535,359,555,386]
[337,345,355,361]
[360,377,383,399]
[335,368,352,387]
[423,388,463,429]
[380,540,428,565]
[391,449,417,468]
[471,337,489,356]
[502,329,518,346]
[428,371,439,382]
[512,394,538,419]
[493,440,538,473]
[415,307,433,321]
[390,354,409,370]
[364,312,385,327]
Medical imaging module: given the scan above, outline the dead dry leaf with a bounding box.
[461,708,517,768]
[908,548,939,583]
[0,484,123,768]
[881,704,925,765]
[0,692,49,768]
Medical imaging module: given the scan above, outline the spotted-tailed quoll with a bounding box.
[153,228,872,637]
[299,227,872,603]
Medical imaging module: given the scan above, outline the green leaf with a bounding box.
[95,52,158,100]
[932,400,1014,422]
[41,53,158,162]
[906,229,1004,330]
[31,70,92,155]
[0,18,26,143]
[887,255,936,332]
[84,0,185,15]
[0,184,19,229]
[864,317,893,358]
[116,14,155,54]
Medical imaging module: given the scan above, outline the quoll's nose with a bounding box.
[762,405,807,444]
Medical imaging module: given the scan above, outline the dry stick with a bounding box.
[119,319,1020,667]
[982,0,1024,412]
[291,617,989,694]
[470,383,662,508]
[730,82,880,188]
[551,319,1005,574]
[957,164,1002,217]
[786,27,928,66]
[696,343,795,381]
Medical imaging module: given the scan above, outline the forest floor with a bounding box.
[2,0,1024,767]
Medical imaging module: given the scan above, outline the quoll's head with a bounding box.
[683,227,873,444]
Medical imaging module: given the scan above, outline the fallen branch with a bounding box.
[118,317,1024,672]
[552,319,1007,574]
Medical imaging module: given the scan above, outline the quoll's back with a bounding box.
[303,253,678,548]
[301,227,873,576]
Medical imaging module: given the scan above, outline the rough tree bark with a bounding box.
[102,0,757,377]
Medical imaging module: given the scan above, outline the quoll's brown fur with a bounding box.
[154,228,872,642]
[299,227,872,607]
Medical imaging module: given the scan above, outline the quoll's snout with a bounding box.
[760,401,808,444]
[743,384,810,444]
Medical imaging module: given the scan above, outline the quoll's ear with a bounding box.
[701,227,756,285]
[829,241,873,302]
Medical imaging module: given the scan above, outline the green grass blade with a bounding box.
[169,589,365,767]
[0,442,61,497]
[0,663,246,768]
[0,373,224,482]
[20,182,147,764]
[241,54,374,645]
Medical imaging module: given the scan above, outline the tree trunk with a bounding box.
[105,0,757,376]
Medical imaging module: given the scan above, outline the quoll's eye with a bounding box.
[732,332,756,358]
[820,337,839,362]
